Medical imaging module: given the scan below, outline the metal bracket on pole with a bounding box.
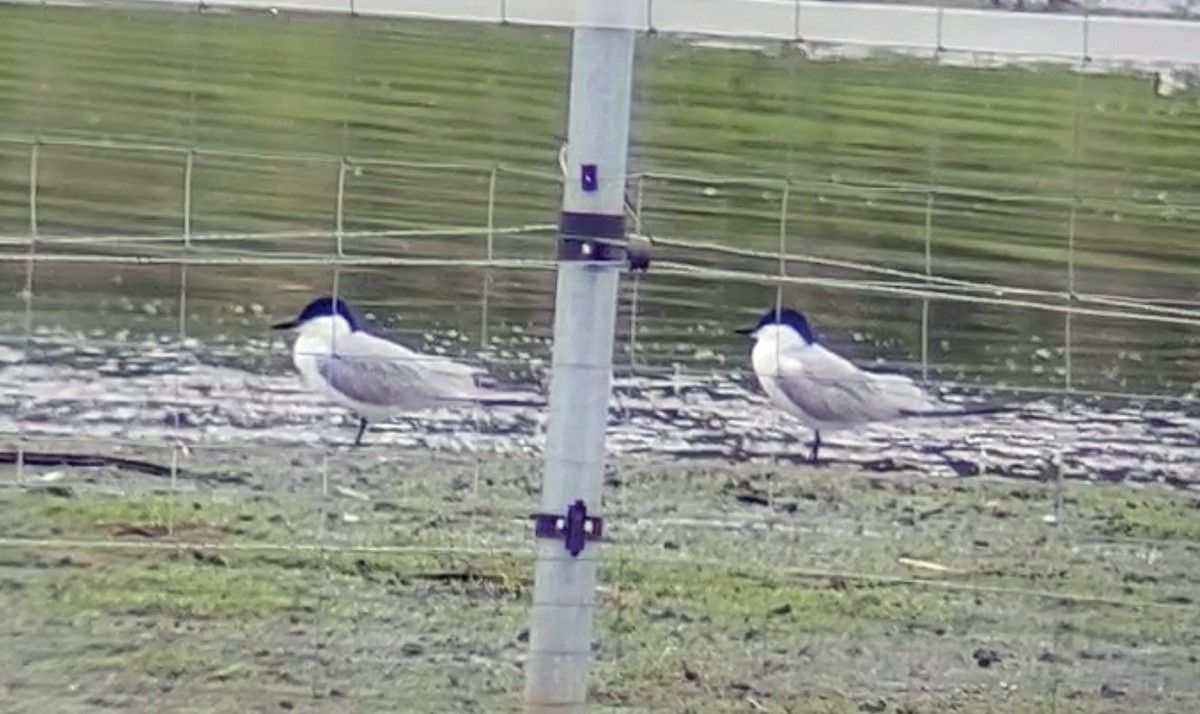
[531,500,604,558]
[558,211,652,271]
[558,212,626,263]
[556,137,653,273]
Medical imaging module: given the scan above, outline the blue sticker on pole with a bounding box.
[581,164,598,192]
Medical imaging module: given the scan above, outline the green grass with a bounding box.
[1081,486,1200,541]
[22,540,1190,642]
[47,555,311,618]
[16,542,1195,711]
[8,476,1197,640]
[9,488,306,542]
[30,491,254,530]
[0,4,1198,394]
[4,456,1200,712]
[133,648,221,679]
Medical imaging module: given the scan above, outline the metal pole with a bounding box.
[524,0,638,711]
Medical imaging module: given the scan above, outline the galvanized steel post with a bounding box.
[523,0,638,711]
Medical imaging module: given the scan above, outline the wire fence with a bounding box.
[1,2,1199,713]
[3,134,1199,402]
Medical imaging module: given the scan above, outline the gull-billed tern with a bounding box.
[737,306,1012,463]
[272,296,544,446]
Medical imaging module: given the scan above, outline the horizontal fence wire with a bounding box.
[2,134,1200,408]
[3,136,1199,323]
[0,534,1192,613]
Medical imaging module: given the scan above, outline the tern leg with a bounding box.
[353,417,369,447]
[809,430,822,465]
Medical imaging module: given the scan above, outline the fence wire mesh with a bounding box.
[1,2,1199,713]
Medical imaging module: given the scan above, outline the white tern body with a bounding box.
[751,324,940,432]
[741,307,1009,462]
[274,296,542,445]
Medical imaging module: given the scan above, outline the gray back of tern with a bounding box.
[737,306,1015,464]
[273,296,543,446]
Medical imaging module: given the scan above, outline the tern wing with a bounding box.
[772,345,940,425]
[771,352,889,425]
[315,336,478,407]
[314,354,434,406]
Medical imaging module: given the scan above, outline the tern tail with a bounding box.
[898,404,1020,419]
[474,391,547,408]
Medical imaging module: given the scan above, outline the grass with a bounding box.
[0,4,1198,395]
[3,453,1199,713]
[46,554,312,618]
[9,488,308,542]
[30,491,254,531]
[1079,486,1200,541]
[133,648,220,680]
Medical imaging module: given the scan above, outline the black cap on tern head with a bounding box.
[271,296,361,331]
[734,306,815,343]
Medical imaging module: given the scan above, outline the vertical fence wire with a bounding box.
[173,6,203,547]
[922,29,942,389]
[908,56,942,711]
[180,150,194,337]
[624,173,645,515]
[169,8,201,535]
[170,5,197,680]
[619,172,644,666]
[312,15,363,687]
[1061,65,1087,526]
[752,61,805,699]
[776,178,789,279]
[310,452,333,697]
[481,166,497,350]
[607,170,643,683]
[17,143,39,486]
[468,166,498,510]
[778,58,807,700]
[469,40,508,550]
[1064,91,1082,399]
[335,159,348,258]
[1042,56,1091,714]
[15,2,52,484]
[179,1,200,346]
[774,174,795,700]
[921,190,934,384]
[320,84,348,689]
[165,146,192,538]
[766,177,790,488]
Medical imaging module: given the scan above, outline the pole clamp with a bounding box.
[531,500,604,557]
[558,212,626,263]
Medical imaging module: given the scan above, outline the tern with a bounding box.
[737,306,1013,463]
[272,296,543,446]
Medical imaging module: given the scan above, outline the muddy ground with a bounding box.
[1,444,1198,713]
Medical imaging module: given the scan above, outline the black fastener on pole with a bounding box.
[531,500,604,558]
